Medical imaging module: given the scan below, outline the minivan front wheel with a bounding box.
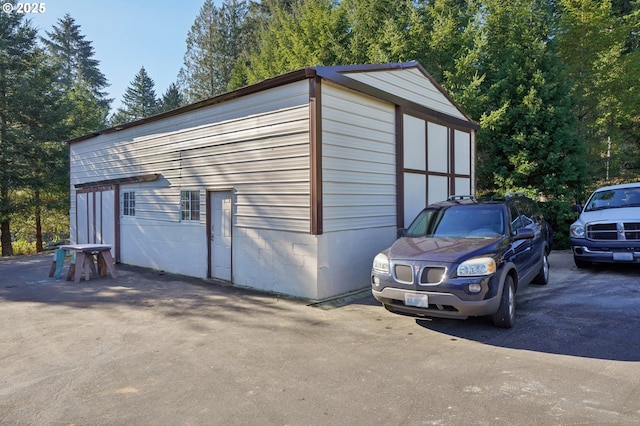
[492,276,515,328]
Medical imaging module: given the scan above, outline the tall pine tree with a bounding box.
[110,67,159,125]
[42,14,111,112]
[476,0,586,199]
[178,0,249,102]
[158,83,184,112]
[1,4,69,255]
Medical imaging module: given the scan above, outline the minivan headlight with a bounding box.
[457,257,496,276]
[570,224,585,238]
[373,253,390,274]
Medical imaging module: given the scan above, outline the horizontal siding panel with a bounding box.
[323,182,395,196]
[323,157,395,176]
[71,87,311,234]
[323,216,397,231]
[323,194,395,207]
[71,111,309,183]
[321,131,395,156]
[347,68,466,120]
[236,205,308,220]
[321,82,397,232]
[323,168,394,185]
[237,194,309,207]
[323,205,396,220]
[323,144,395,168]
[235,216,310,233]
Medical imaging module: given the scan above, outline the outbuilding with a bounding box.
[68,62,479,300]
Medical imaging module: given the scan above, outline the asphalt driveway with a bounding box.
[0,251,639,425]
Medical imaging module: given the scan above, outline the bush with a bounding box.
[12,240,37,255]
[540,200,579,250]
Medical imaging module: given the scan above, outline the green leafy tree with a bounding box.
[476,0,586,200]
[179,0,249,102]
[110,67,159,125]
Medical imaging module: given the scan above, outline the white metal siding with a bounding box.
[321,82,397,232]
[346,68,467,120]
[70,81,311,238]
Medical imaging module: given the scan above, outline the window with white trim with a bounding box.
[180,190,200,221]
[123,191,135,216]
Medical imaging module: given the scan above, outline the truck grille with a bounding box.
[587,222,640,241]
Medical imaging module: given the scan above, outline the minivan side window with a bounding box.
[509,204,522,234]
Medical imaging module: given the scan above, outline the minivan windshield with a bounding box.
[584,187,640,212]
[405,205,505,238]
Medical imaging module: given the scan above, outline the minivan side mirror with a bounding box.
[513,228,535,241]
[397,228,406,238]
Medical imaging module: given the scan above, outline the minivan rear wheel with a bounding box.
[532,252,549,285]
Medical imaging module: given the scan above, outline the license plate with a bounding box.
[613,252,634,261]
[405,293,429,308]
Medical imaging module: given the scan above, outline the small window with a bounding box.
[123,192,135,216]
[181,190,200,221]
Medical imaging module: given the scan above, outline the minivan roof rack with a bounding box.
[447,195,476,202]
[505,192,527,198]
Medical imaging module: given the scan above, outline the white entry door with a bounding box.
[210,191,232,281]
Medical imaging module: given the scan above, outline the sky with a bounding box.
[25,0,217,112]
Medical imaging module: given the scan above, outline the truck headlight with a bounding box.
[373,253,390,274]
[457,257,496,277]
[570,224,585,238]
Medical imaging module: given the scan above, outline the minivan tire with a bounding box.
[492,276,515,328]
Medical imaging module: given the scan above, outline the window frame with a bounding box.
[123,191,135,216]
[180,190,200,221]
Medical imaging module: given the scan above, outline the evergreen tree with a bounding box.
[476,0,586,199]
[110,67,159,125]
[158,83,184,112]
[341,0,427,64]
[42,14,111,111]
[1,5,69,255]
[178,0,249,102]
[557,0,640,183]
[244,0,349,83]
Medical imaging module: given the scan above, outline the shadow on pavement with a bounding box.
[414,259,640,362]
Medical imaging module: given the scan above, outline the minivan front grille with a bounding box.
[586,222,640,241]
[419,267,446,284]
[394,264,414,284]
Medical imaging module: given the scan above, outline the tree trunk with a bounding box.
[1,219,13,256]
[35,189,43,252]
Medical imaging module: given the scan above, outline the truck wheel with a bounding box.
[492,276,515,328]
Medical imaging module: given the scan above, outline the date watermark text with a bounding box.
[2,2,46,14]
